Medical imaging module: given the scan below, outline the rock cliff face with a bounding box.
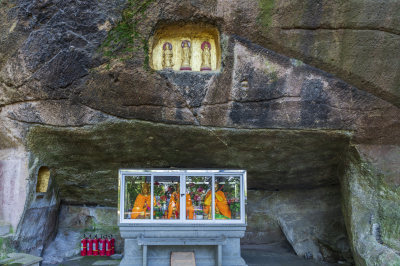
[256,0,400,108]
[341,145,400,265]
[0,0,399,264]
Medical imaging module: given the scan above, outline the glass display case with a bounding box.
[118,170,246,224]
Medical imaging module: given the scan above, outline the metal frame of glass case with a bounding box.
[118,169,247,224]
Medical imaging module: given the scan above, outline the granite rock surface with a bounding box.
[0,0,399,264]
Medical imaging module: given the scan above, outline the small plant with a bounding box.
[99,0,155,68]
[154,206,163,219]
[230,202,240,218]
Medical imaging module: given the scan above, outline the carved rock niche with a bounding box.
[36,166,50,193]
[149,23,221,72]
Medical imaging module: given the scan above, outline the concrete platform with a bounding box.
[42,256,121,266]
[241,243,345,266]
[43,243,349,266]
[0,253,43,266]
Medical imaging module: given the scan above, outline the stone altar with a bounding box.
[119,224,247,266]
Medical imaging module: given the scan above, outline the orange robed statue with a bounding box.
[167,191,180,219]
[166,186,195,219]
[186,194,195,220]
[203,187,231,219]
[131,182,155,219]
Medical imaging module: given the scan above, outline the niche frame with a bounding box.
[148,23,222,72]
[36,166,51,194]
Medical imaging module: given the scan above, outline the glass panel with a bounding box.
[215,176,241,220]
[125,175,151,219]
[153,176,180,220]
[185,176,212,220]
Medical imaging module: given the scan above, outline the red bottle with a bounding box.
[99,235,106,256]
[110,235,115,255]
[92,235,99,256]
[80,234,87,256]
[87,235,93,256]
[106,236,111,256]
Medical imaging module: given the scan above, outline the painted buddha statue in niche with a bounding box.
[200,41,212,71]
[180,40,192,71]
[162,42,173,69]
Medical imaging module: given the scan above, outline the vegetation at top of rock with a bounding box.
[258,0,275,29]
[99,0,154,68]
[0,0,14,10]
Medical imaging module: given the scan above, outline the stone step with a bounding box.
[0,253,43,266]
[171,252,195,266]
[92,260,120,265]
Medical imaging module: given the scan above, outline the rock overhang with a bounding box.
[26,119,352,206]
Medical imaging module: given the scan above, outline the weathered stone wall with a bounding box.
[25,122,351,204]
[245,186,352,263]
[15,158,60,256]
[0,0,399,264]
[42,205,122,264]
[0,153,28,230]
[229,0,400,107]
[341,145,400,265]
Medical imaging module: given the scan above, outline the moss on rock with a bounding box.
[26,119,350,206]
[99,0,155,68]
[0,236,15,260]
[258,0,275,29]
[341,145,400,265]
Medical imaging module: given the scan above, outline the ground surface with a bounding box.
[42,243,343,266]
[241,243,342,266]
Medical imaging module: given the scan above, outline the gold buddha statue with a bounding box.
[180,40,192,71]
[200,41,212,71]
[162,42,173,69]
